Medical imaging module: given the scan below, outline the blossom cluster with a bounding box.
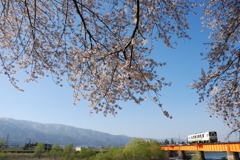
[0,0,191,116]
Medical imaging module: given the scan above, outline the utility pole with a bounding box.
[239,131,240,142]
[5,133,9,148]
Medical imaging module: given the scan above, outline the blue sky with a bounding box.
[0,9,237,142]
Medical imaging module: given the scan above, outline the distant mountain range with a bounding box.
[0,118,132,147]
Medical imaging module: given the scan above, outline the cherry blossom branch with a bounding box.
[74,1,116,38]
[101,0,140,61]
[124,0,140,61]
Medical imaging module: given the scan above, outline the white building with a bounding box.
[75,146,82,152]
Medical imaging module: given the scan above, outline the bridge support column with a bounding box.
[166,151,177,160]
[227,152,239,160]
[165,151,170,160]
[177,151,186,160]
[197,151,205,160]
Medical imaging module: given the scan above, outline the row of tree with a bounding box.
[34,139,167,160]
[34,143,80,159]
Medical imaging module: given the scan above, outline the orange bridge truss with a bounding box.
[160,143,240,152]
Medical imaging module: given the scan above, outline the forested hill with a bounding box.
[0,118,131,147]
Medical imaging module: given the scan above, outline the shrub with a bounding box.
[34,143,45,159]
[49,144,62,160]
